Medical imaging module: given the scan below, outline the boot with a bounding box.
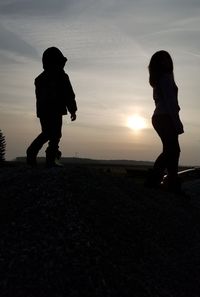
[46,148,63,168]
[56,150,62,160]
[26,148,37,167]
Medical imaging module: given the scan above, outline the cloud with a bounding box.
[0,0,68,15]
[1,0,200,20]
[0,0,106,15]
[0,22,38,59]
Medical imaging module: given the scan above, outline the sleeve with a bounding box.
[64,75,77,113]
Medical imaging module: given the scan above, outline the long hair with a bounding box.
[148,50,174,87]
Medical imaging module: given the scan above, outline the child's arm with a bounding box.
[64,74,77,116]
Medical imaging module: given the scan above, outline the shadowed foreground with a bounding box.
[0,164,200,296]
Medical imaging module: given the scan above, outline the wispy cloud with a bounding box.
[0,0,68,15]
[0,22,38,58]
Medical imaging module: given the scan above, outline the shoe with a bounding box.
[169,186,190,199]
[26,153,37,167]
[144,169,164,188]
[46,158,64,168]
[165,177,190,199]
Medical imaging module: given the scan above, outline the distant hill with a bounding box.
[15,156,154,166]
[14,157,192,170]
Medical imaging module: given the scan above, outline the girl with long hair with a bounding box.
[147,50,184,194]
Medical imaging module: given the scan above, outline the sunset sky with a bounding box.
[1,0,200,165]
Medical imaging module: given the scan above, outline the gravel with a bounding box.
[0,163,200,297]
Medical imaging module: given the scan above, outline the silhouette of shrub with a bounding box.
[0,130,6,163]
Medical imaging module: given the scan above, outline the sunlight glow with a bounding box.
[127,115,147,131]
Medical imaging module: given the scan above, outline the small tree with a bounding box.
[0,130,6,163]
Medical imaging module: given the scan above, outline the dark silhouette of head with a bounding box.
[148,50,174,87]
[42,47,67,71]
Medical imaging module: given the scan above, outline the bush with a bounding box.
[0,130,6,163]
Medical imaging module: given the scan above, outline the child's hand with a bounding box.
[71,113,76,121]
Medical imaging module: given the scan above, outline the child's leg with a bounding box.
[26,121,49,166]
[45,116,62,167]
[145,115,168,186]
[27,116,55,166]
[165,136,180,190]
[156,117,181,191]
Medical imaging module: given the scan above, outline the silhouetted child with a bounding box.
[146,50,184,194]
[27,47,77,167]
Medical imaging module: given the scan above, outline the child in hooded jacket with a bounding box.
[27,47,77,167]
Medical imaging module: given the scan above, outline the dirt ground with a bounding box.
[0,163,200,296]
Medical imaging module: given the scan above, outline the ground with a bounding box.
[0,163,200,297]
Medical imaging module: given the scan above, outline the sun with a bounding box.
[127,115,147,131]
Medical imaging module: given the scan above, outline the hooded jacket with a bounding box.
[35,47,77,118]
[35,70,77,118]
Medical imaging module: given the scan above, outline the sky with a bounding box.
[1,0,200,165]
